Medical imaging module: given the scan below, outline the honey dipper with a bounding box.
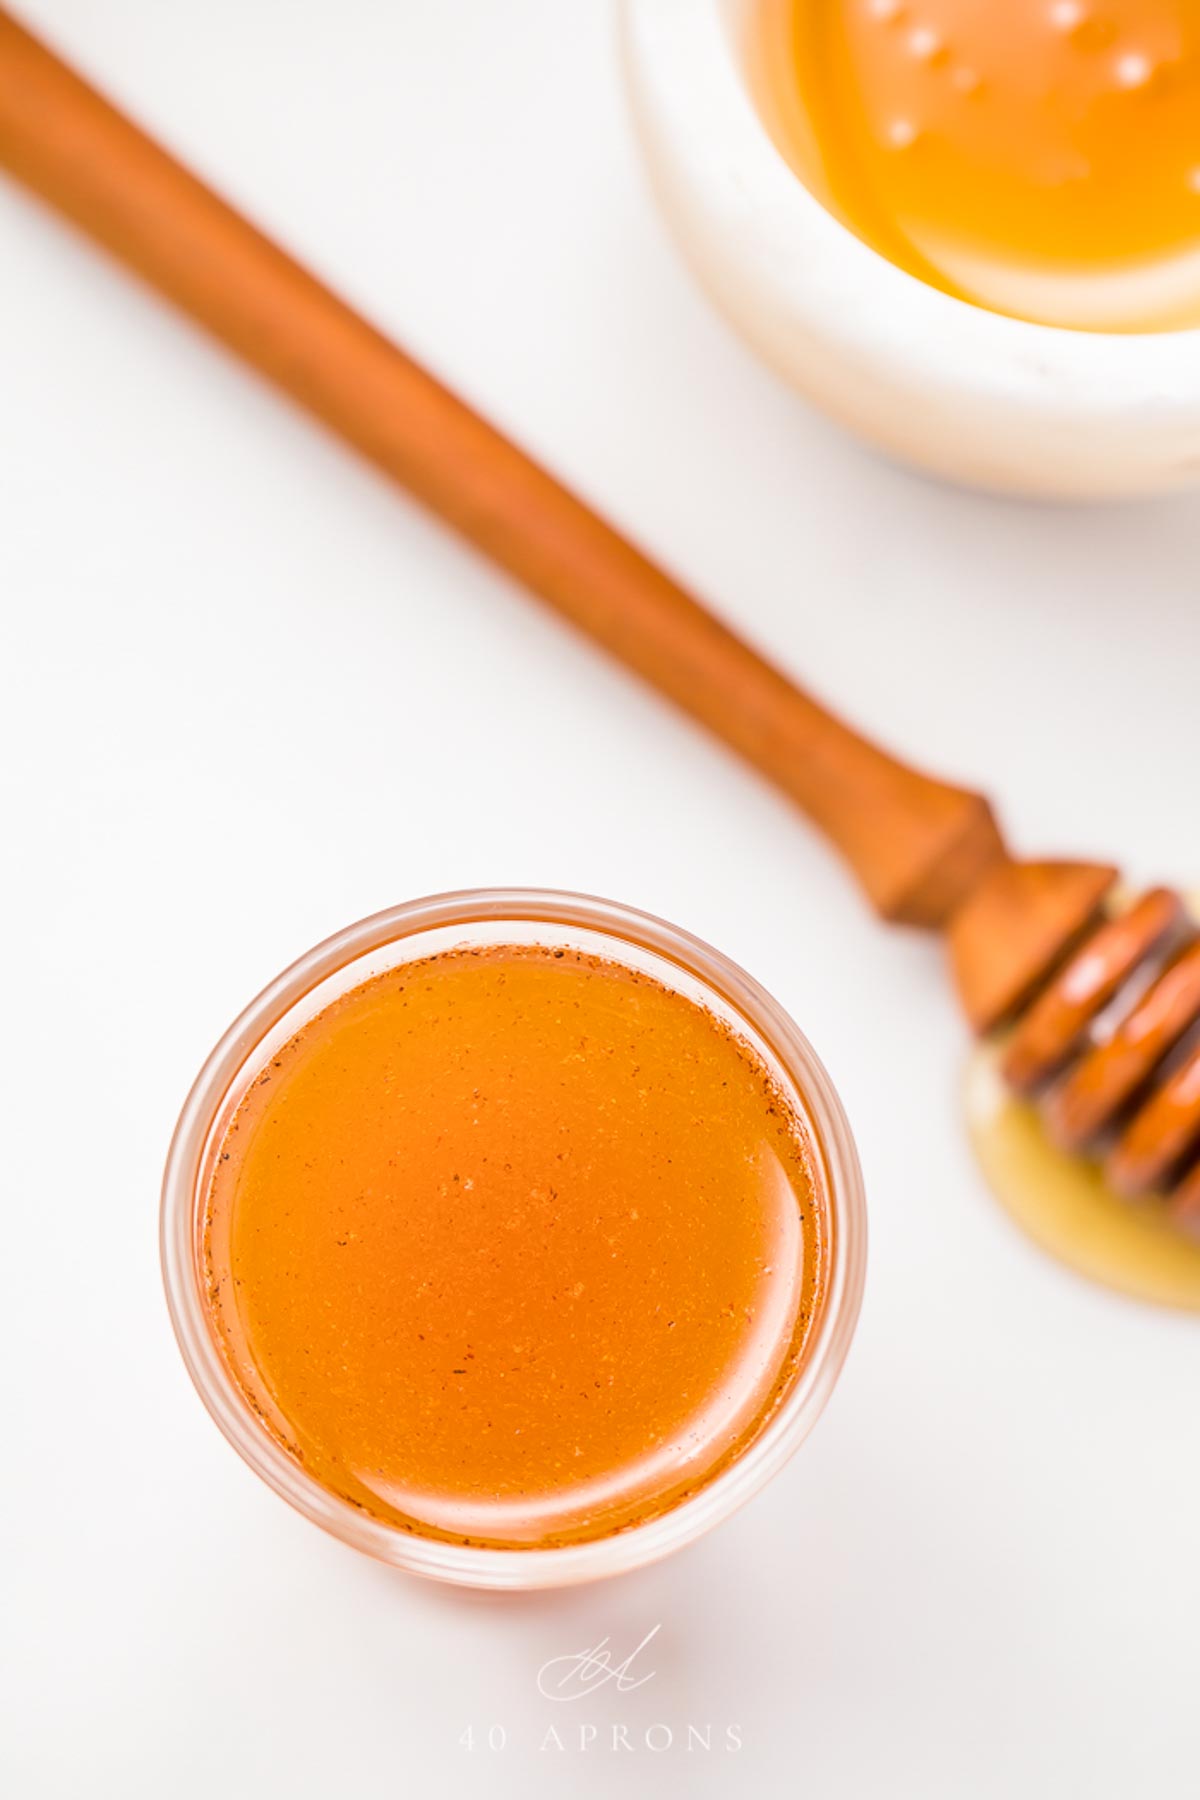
[3,11,1197,1228]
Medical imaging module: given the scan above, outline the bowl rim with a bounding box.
[621,0,1200,416]
[160,887,867,1589]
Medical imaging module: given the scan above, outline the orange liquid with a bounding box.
[751,0,1200,329]
[966,1041,1200,1312]
[204,944,825,1548]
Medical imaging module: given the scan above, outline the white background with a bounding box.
[2,3,1198,1796]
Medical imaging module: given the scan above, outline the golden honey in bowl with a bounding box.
[750,0,1200,329]
[202,938,831,1549]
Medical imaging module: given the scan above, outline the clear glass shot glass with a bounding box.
[161,889,866,1589]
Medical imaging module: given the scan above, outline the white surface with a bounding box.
[0,3,1198,1797]
[624,0,1200,497]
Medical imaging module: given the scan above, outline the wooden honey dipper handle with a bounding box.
[16,7,1193,1209]
[0,13,1132,1040]
[0,8,1015,931]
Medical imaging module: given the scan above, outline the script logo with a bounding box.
[536,1625,661,1703]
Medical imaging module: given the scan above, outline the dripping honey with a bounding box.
[751,0,1200,330]
[965,891,1200,1313]
[966,1043,1200,1312]
[203,943,826,1548]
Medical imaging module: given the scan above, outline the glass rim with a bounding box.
[161,887,867,1589]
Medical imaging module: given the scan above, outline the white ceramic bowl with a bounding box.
[620,0,1200,497]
